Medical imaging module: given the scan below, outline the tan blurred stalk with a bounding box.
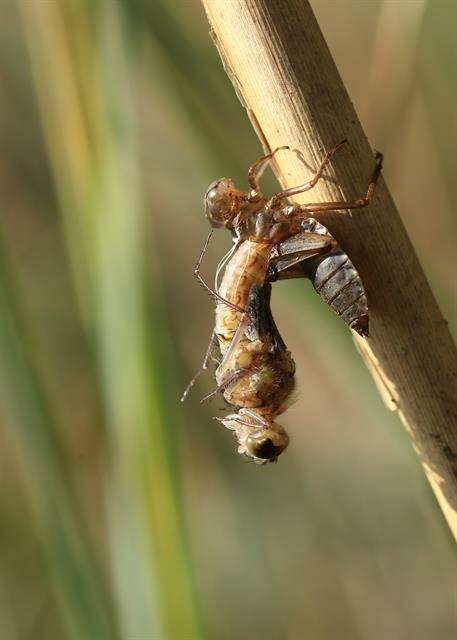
[202,0,457,538]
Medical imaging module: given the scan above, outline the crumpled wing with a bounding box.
[271,230,334,276]
[269,218,369,337]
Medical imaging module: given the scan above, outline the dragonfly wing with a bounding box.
[270,218,369,337]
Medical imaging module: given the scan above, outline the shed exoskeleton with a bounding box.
[204,141,382,336]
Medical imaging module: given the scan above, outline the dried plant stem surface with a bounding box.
[202,0,457,539]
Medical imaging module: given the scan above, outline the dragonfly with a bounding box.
[210,281,294,464]
[183,141,382,462]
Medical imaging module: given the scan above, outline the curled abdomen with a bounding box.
[215,240,271,353]
[220,347,295,414]
[215,277,295,417]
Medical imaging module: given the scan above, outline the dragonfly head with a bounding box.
[244,425,289,464]
[204,178,241,230]
[220,409,289,465]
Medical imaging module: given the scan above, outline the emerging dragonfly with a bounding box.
[211,281,294,464]
[183,141,382,463]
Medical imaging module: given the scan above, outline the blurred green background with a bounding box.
[0,1,455,638]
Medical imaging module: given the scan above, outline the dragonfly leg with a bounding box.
[181,331,217,402]
[248,146,290,194]
[278,151,383,219]
[267,139,347,209]
[200,366,254,405]
[194,230,246,314]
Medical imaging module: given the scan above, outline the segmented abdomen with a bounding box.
[301,218,369,336]
[215,240,271,352]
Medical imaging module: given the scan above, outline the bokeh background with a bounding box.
[0,1,455,638]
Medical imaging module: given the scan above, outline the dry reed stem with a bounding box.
[202,0,457,539]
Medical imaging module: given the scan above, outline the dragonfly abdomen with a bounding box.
[301,218,369,337]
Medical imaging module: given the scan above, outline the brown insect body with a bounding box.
[215,281,294,464]
[185,143,382,463]
[214,220,300,353]
[215,240,271,350]
[212,208,300,464]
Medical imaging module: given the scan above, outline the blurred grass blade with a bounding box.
[93,6,202,637]
[0,238,117,639]
[19,0,202,637]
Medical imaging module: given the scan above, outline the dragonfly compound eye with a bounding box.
[204,178,237,228]
[245,434,287,461]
